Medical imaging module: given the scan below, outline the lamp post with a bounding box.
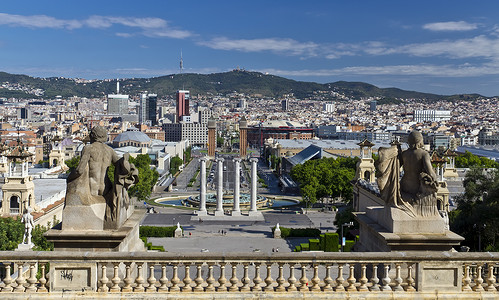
[341,222,354,252]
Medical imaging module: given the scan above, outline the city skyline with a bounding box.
[2,1,499,96]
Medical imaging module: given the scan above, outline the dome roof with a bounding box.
[114,130,151,143]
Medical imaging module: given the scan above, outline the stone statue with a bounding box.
[63,126,138,230]
[21,204,34,245]
[376,130,439,217]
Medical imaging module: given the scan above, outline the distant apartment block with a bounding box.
[323,102,335,113]
[478,128,499,145]
[107,94,129,115]
[413,110,451,122]
[163,122,207,146]
[138,93,158,125]
[281,99,289,111]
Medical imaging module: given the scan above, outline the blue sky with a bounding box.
[2,1,499,96]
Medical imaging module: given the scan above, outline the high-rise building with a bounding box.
[281,99,289,111]
[17,107,32,120]
[323,103,335,113]
[176,90,190,121]
[107,81,129,115]
[370,100,377,111]
[413,110,451,122]
[139,93,158,125]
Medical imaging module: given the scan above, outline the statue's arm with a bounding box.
[422,152,438,181]
[67,146,89,182]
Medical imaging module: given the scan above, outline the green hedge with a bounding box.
[300,243,309,251]
[272,226,321,238]
[343,240,355,252]
[323,232,339,252]
[140,226,180,237]
[294,245,301,252]
[140,236,166,252]
[309,239,320,251]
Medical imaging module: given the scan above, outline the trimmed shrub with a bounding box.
[309,239,320,251]
[272,226,320,238]
[319,234,325,250]
[140,226,179,237]
[294,245,301,252]
[300,243,310,251]
[324,232,339,252]
[343,240,355,252]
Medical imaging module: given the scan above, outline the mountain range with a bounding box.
[0,70,485,102]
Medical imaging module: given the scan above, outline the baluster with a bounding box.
[286,264,297,292]
[2,263,13,292]
[462,264,472,291]
[310,264,321,292]
[98,263,109,292]
[182,264,192,292]
[346,264,357,291]
[298,264,309,292]
[134,262,145,292]
[14,262,26,292]
[110,262,121,292]
[405,263,416,292]
[146,263,157,292]
[393,263,403,291]
[252,263,262,291]
[335,263,345,291]
[240,263,251,292]
[358,264,368,291]
[25,262,37,292]
[264,262,274,291]
[370,264,380,291]
[217,263,227,292]
[381,264,392,291]
[228,263,239,292]
[37,263,48,292]
[122,262,133,292]
[322,264,333,291]
[473,264,484,292]
[158,263,169,292]
[170,263,181,292]
[194,263,205,292]
[275,263,286,292]
[205,263,216,292]
[486,263,496,292]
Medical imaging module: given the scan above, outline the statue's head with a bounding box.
[408,130,424,149]
[89,126,107,143]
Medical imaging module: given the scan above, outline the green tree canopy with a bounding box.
[290,156,358,204]
[455,151,499,168]
[450,167,499,251]
[128,154,160,202]
[170,156,183,175]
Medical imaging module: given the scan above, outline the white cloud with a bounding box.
[0,13,82,29]
[198,37,318,56]
[0,13,191,39]
[260,62,499,78]
[423,21,478,31]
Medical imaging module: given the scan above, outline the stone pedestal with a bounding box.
[45,209,146,252]
[355,206,463,252]
[16,243,34,251]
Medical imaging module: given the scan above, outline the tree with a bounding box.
[184,146,192,163]
[0,217,56,251]
[290,156,358,204]
[450,167,499,251]
[217,135,224,148]
[455,151,499,168]
[170,156,183,175]
[128,154,160,202]
[65,156,80,173]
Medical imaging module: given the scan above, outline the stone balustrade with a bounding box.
[0,251,498,298]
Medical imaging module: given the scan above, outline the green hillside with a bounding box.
[0,70,488,101]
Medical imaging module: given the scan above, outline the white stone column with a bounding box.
[197,157,208,216]
[249,158,259,214]
[215,157,225,216]
[232,158,241,216]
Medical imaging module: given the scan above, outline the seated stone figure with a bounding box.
[63,126,138,230]
[376,130,439,217]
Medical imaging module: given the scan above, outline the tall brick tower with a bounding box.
[239,116,248,158]
[207,118,216,157]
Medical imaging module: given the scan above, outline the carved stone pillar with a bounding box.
[232,158,241,216]
[197,157,208,216]
[215,157,225,216]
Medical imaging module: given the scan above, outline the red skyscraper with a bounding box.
[176,90,190,121]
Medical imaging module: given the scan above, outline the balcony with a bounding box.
[1,251,498,298]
